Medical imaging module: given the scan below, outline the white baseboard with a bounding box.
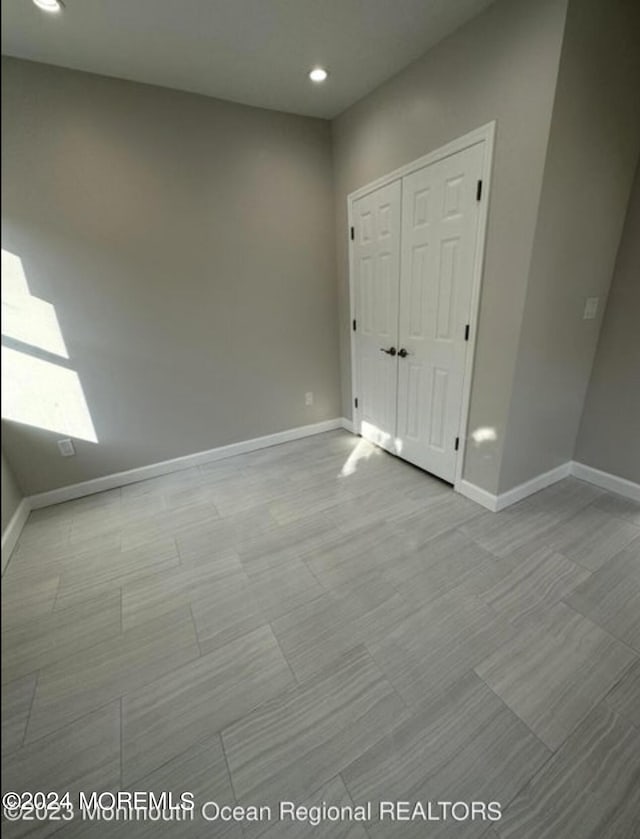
[571,462,640,502]
[456,479,499,512]
[1,498,31,572]
[5,425,636,544]
[340,417,355,434]
[494,462,573,511]
[458,459,640,513]
[457,462,572,512]
[28,418,350,510]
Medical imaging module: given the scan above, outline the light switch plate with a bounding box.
[583,297,599,320]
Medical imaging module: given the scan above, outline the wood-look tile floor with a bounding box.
[2,431,639,838]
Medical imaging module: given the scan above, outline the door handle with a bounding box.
[380,347,397,356]
[397,348,410,358]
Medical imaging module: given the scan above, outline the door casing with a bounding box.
[347,121,496,491]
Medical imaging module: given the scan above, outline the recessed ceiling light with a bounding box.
[309,67,328,83]
[33,0,64,12]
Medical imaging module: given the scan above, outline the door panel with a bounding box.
[353,181,401,451]
[396,143,484,481]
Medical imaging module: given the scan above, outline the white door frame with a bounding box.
[347,121,496,492]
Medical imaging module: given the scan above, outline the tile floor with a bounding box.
[1,431,639,838]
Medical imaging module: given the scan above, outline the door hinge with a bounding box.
[352,319,357,332]
[350,226,355,241]
[464,324,470,341]
[455,436,460,451]
[354,397,359,409]
[476,180,483,201]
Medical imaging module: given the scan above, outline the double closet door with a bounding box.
[352,141,485,484]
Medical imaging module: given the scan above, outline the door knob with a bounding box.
[380,347,397,356]
[398,348,409,358]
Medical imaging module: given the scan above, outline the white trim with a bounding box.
[456,479,499,512]
[347,123,497,203]
[347,196,359,432]
[494,462,572,511]
[346,122,496,481]
[570,462,640,502]
[457,461,572,512]
[340,417,356,434]
[28,418,346,510]
[453,124,495,489]
[1,498,31,572]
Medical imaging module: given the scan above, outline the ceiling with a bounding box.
[1,0,496,119]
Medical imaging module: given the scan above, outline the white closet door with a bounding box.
[353,180,401,452]
[396,142,484,481]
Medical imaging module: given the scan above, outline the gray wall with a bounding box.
[332,0,569,494]
[574,162,640,482]
[498,0,640,492]
[1,449,23,535]
[2,58,341,495]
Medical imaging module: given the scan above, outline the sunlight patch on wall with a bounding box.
[2,250,29,296]
[3,293,69,359]
[1,249,98,443]
[2,249,69,357]
[2,348,98,442]
[471,426,497,444]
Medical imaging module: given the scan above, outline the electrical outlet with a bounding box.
[583,297,599,320]
[58,438,75,457]
[305,391,314,406]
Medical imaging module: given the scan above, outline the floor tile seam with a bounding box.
[469,584,583,645]
[218,730,242,810]
[300,551,330,590]
[47,571,63,615]
[478,743,559,832]
[53,564,180,612]
[602,510,640,530]
[20,694,121,751]
[21,608,203,725]
[549,495,609,532]
[474,657,634,758]
[481,696,638,830]
[265,620,299,687]
[557,597,640,657]
[267,583,425,681]
[119,638,300,770]
[217,645,410,782]
[387,555,509,606]
[336,771,374,839]
[473,599,640,681]
[471,668,555,758]
[119,695,124,791]
[244,771,372,839]
[584,497,640,529]
[357,640,413,717]
[349,672,557,816]
[566,492,640,541]
[3,521,70,581]
[549,549,599,575]
[16,668,40,753]
[187,602,204,657]
[2,597,147,684]
[255,587,329,626]
[477,554,595,608]
[45,571,64,616]
[122,728,225,795]
[600,657,640,714]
